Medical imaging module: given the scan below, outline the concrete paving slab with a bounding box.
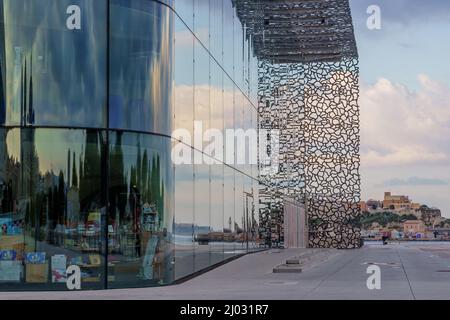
[1,242,450,300]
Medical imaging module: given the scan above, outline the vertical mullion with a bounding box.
[104,0,111,290]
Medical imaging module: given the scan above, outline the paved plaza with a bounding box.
[2,242,450,300]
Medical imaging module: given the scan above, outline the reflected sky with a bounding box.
[110,0,173,134]
[1,0,107,127]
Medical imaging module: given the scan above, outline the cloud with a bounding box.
[360,75,450,167]
[174,84,236,131]
[380,176,449,187]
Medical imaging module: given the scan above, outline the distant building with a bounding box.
[403,220,425,237]
[390,229,403,239]
[366,199,382,211]
[419,205,442,226]
[360,201,368,212]
[382,192,421,212]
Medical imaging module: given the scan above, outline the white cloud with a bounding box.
[360,75,450,167]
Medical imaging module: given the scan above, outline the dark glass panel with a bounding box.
[109,0,173,135]
[0,128,106,290]
[0,0,107,127]
[108,131,174,287]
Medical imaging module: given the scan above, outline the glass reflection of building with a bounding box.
[0,0,260,290]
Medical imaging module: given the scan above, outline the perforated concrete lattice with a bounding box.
[258,58,361,249]
[233,0,361,248]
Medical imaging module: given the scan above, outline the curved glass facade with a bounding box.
[0,0,261,291]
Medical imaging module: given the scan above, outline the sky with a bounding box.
[349,0,450,217]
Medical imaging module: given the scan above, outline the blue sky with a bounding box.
[350,0,450,216]
[351,0,450,89]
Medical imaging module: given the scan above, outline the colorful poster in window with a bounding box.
[0,250,16,261]
[25,252,46,264]
[0,261,22,282]
[51,255,67,283]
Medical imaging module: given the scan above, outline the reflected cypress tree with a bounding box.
[67,149,71,186]
[110,132,126,221]
[72,152,78,188]
[130,166,137,193]
[141,149,149,201]
[49,182,56,224]
[57,170,66,223]
[79,153,83,188]
[136,140,142,192]
[79,130,101,213]
[149,154,164,225]
[20,56,39,236]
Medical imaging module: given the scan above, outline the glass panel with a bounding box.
[209,0,223,65]
[109,0,173,135]
[194,38,210,131]
[173,13,194,281]
[192,26,211,271]
[234,173,244,254]
[243,175,253,251]
[234,11,244,91]
[174,0,193,31]
[234,89,244,173]
[193,150,210,272]
[209,59,224,265]
[0,0,107,127]
[194,0,209,48]
[250,176,260,250]
[223,165,235,258]
[173,159,194,280]
[222,0,234,78]
[174,16,193,134]
[223,76,234,166]
[0,128,106,290]
[210,163,224,264]
[249,48,258,107]
[108,131,174,287]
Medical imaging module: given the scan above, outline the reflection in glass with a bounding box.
[0,128,105,290]
[0,0,107,127]
[210,163,224,264]
[194,150,210,271]
[108,131,174,287]
[223,166,235,258]
[110,0,173,134]
[174,160,194,280]
[222,0,234,77]
[209,0,223,65]
[0,0,264,291]
[234,173,244,254]
[194,0,209,48]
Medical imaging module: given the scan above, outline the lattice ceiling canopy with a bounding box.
[233,0,358,63]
